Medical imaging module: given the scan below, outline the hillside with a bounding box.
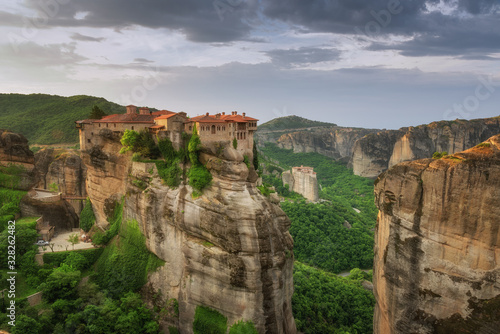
[258,115,335,132]
[0,94,125,145]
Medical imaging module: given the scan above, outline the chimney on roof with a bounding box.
[206,112,209,116]
[215,113,220,119]
[242,112,246,118]
[126,105,137,114]
[222,112,225,115]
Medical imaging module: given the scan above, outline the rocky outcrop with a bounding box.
[352,117,500,178]
[282,167,319,202]
[272,127,380,163]
[20,193,79,232]
[0,129,37,190]
[373,135,500,334]
[81,130,297,333]
[35,148,87,214]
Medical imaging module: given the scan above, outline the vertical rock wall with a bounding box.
[81,131,297,334]
[373,135,500,334]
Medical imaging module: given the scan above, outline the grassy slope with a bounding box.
[0,93,125,145]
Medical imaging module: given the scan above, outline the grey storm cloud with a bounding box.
[5,0,500,57]
[20,0,259,43]
[70,33,105,42]
[260,0,500,58]
[264,47,341,68]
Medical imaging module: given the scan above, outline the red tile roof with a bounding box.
[155,113,181,120]
[94,113,155,124]
[186,113,258,123]
[152,110,175,116]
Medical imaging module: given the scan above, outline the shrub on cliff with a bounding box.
[94,219,164,299]
[229,320,258,334]
[158,137,176,163]
[80,198,96,232]
[188,123,201,165]
[120,129,160,159]
[193,306,227,334]
[188,165,212,193]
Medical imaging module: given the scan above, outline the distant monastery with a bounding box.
[76,105,258,151]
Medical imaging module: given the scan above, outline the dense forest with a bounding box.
[259,143,377,273]
[0,94,125,145]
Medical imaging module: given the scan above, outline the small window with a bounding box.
[132,126,134,130]
[99,124,101,127]
[114,124,116,128]
[189,126,192,131]
[106,123,109,128]
[87,139,91,143]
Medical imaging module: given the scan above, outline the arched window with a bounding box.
[211,125,216,134]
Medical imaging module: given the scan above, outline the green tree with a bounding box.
[68,233,79,250]
[80,198,96,232]
[120,129,140,154]
[89,105,107,119]
[41,263,81,302]
[11,314,41,334]
[188,123,201,165]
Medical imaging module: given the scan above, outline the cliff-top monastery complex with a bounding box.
[76,105,258,151]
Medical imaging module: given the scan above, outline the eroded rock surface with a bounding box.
[373,134,500,334]
[352,117,500,178]
[0,129,37,190]
[81,132,297,334]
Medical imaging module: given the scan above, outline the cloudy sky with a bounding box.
[1,0,499,129]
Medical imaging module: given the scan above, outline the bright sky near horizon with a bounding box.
[0,0,499,129]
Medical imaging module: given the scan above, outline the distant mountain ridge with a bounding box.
[258,115,336,132]
[0,93,125,145]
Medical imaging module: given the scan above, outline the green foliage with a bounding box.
[40,263,81,302]
[433,151,448,159]
[94,219,164,298]
[193,306,227,334]
[475,142,491,148]
[156,159,182,188]
[243,155,250,169]
[252,141,259,170]
[293,262,375,334]
[0,163,26,189]
[11,314,42,334]
[188,165,212,192]
[63,252,89,271]
[48,182,59,192]
[43,248,104,268]
[347,268,373,282]
[283,201,373,273]
[120,130,160,159]
[188,124,202,165]
[258,115,335,131]
[120,129,140,154]
[233,137,238,149]
[257,184,275,197]
[132,178,148,190]
[80,198,96,232]
[89,105,107,119]
[169,326,180,334]
[67,233,79,249]
[229,320,258,334]
[0,93,125,144]
[0,188,26,216]
[0,218,39,269]
[92,199,124,245]
[260,143,377,273]
[158,138,176,163]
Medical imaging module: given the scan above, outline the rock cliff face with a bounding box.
[271,127,380,162]
[373,135,500,334]
[352,117,500,178]
[35,148,87,213]
[81,129,297,333]
[0,129,37,190]
[282,168,319,202]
